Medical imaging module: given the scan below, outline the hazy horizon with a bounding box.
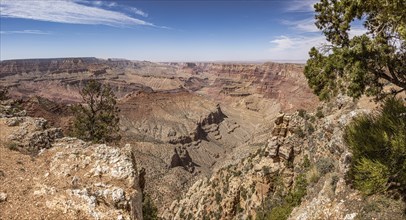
[0,56,307,64]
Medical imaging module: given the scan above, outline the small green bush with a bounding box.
[306,123,315,134]
[353,158,389,195]
[316,158,335,175]
[309,115,316,123]
[262,166,270,175]
[331,174,339,192]
[0,87,9,101]
[142,194,159,220]
[344,97,406,195]
[298,109,307,118]
[286,174,308,206]
[215,192,222,204]
[307,166,321,184]
[315,109,324,118]
[302,155,311,170]
[294,127,305,138]
[256,174,307,220]
[6,141,18,151]
[267,204,292,220]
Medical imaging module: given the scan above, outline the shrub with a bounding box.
[306,123,315,134]
[256,174,307,220]
[315,109,324,118]
[307,166,321,184]
[142,194,159,220]
[286,174,308,206]
[316,158,335,175]
[344,97,406,195]
[353,158,389,195]
[298,109,306,118]
[262,166,270,175]
[0,87,9,101]
[309,115,316,123]
[294,127,305,138]
[302,155,311,170]
[6,141,18,151]
[267,204,292,220]
[215,192,222,204]
[331,174,339,192]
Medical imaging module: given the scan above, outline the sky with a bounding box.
[0,0,362,62]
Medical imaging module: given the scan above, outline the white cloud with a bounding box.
[130,8,148,18]
[107,2,117,7]
[286,0,318,12]
[92,1,103,6]
[0,0,154,27]
[0,30,51,35]
[268,26,368,61]
[349,27,368,37]
[282,18,319,32]
[268,35,327,60]
[90,1,117,7]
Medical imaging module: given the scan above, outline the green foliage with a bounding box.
[302,155,311,170]
[298,109,307,118]
[286,174,308,206]
[294,127,305,138]
[344,98,406,195]
[262,166,270,175]
[71,80,120,143]
[6,141,19,151]
[0,87,9,101]
[215,192,222,204]
[142,194,159,220]
[315,109,324,118]
[305,122,315,134]
[265,205,292,220]
[305,0,406,100]
[353,158,389,195]
[256,174,308,220]
[240,188,248,200]
[307,166,321,184]
[331,174,339,192]
[316,158,335,175]
[309,115,316,123]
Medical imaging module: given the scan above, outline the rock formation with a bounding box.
[0,101,143,220]
[2,58,400,220]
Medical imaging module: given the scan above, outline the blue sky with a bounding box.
[0,0,361,62]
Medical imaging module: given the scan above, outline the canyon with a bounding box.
[1,58,403,219]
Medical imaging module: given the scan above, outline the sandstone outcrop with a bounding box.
[0,103,143,220]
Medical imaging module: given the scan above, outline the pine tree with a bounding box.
[71,80,120,143]
[305,0,406,100]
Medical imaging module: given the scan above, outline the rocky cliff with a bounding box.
[163,95,405,220]
[0,101,143,220]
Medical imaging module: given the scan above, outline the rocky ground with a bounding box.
[0,102,143,220]
[0,140,143,220]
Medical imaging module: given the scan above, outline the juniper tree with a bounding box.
[72,80,120,143]
[305,0,406,100]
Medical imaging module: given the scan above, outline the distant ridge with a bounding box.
[0,57,99,62]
